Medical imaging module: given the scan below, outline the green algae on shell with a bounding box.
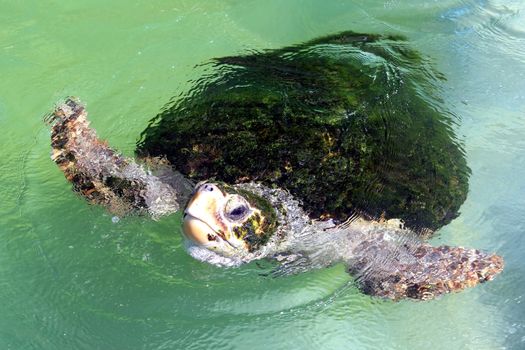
[137,31,470,234]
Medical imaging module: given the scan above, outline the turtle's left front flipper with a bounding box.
[46,98,190,218]
[345,224,504,300]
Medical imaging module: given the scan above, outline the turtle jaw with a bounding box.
[183,183,229,246]
[182,213,222,245]
[184,183,228,238]
[182,183,249,256]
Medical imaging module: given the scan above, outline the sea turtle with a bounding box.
[46,32,503,301]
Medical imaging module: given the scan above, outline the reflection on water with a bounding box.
[442,0,525,62]
[0,0,524,349]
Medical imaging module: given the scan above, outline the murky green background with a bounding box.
[1,1,524,349]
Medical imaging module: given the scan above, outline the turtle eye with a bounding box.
[230,206,247,217]
[224,196,250,222]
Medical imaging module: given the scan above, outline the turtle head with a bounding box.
[182,182,278,257]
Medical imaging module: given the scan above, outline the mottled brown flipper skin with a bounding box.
[347,222,504,300]
[48,98,183,217]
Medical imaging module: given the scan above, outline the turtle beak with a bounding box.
[183,183,228,245]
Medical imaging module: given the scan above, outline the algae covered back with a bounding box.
[137,31,470,233]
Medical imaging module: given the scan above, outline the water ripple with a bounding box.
[442,0,525,63]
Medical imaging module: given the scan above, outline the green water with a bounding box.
[1,1,524,349]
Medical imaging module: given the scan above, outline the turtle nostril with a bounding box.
[202,184,214,192]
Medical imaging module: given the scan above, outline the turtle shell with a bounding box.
[137,31,470,233]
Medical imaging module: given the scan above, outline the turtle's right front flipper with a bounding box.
[349,242,503,301]
[343,220,504,301]
[47,98,188,218]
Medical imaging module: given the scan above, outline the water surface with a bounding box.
[1,1,524,349]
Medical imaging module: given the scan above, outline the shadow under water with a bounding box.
[137,31,470,235]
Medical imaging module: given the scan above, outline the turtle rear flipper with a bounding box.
[347,241,503,301]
